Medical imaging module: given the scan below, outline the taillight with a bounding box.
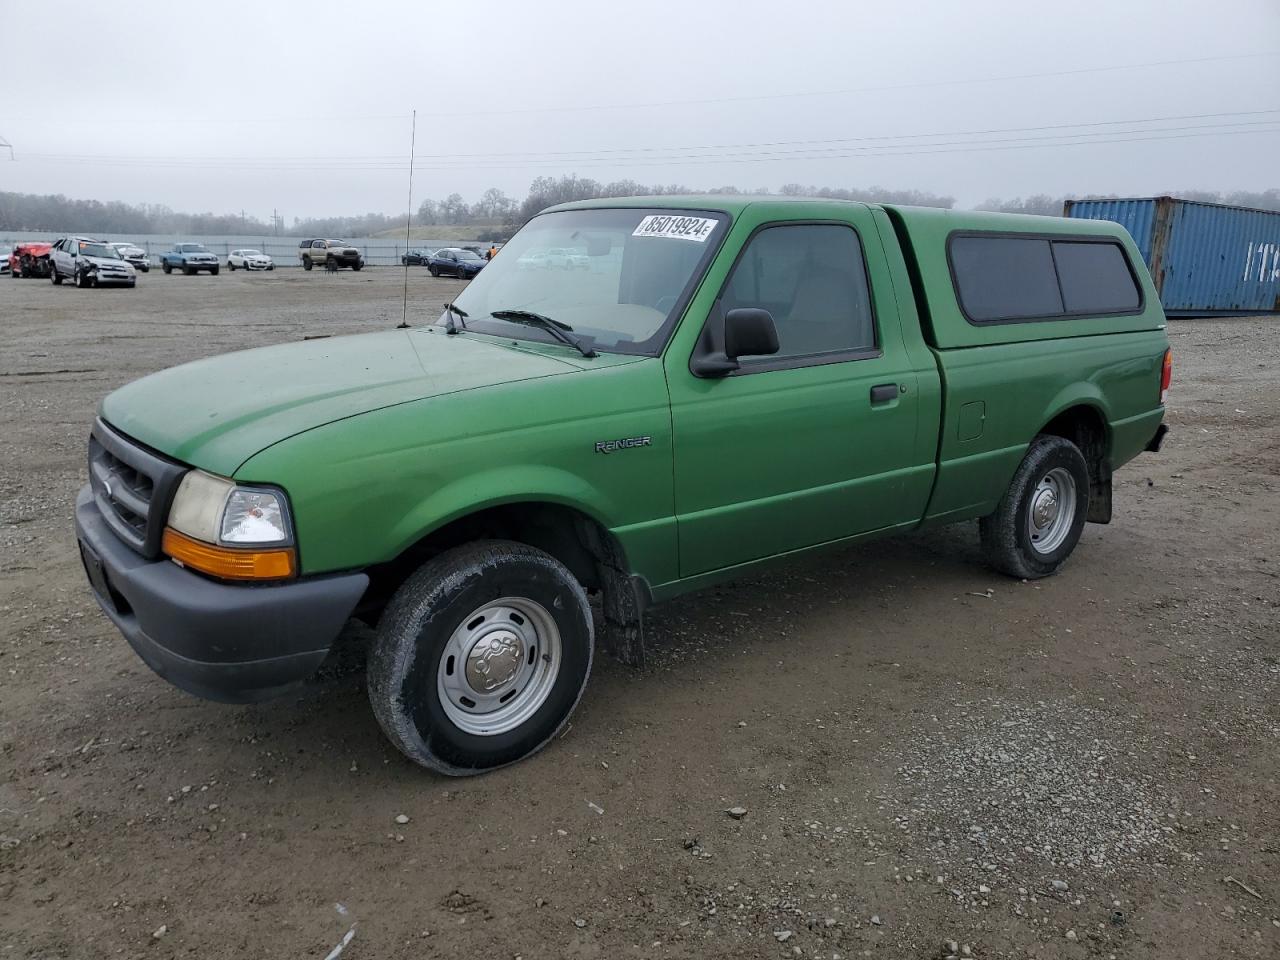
[1160,348,1172,405]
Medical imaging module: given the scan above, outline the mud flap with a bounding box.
[598,568,647,669]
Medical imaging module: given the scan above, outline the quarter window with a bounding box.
[720,224,876,362]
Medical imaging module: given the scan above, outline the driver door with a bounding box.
[665,207,933,577]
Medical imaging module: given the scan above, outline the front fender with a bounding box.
[384,465,620,561]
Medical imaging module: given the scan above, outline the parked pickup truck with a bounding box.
[74,197,1170,775]
[160,243,220,275]
[298,238,364,271]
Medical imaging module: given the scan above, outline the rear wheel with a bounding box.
[303,258,313,271]
[367,541,593,775]
[980,435,1091,579]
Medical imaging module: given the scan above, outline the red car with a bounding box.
[8,242,53,279]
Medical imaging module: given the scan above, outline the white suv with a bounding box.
[50,237,137,288]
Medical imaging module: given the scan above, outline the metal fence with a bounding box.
[0,236,487,268]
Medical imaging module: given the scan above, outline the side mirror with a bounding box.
[724,308,779,360]
[690,307,779,377]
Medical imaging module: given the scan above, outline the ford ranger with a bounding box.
[74,197,1170,776]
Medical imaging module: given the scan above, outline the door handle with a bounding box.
[870,383,899,404]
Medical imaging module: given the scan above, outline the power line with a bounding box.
[23,108,1280,166]
[22,118,1280,172]
[388,50,1280,120]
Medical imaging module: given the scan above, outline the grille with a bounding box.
[87,419,186,558]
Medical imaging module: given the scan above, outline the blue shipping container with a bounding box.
[1064,196,1280,316]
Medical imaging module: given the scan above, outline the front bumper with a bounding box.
[74,486,368,703]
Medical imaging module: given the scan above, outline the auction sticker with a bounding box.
[632,215,719,242]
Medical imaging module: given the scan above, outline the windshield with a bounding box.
[446,207,727,355]
[456,250,483,261]
[240,249,262,256]
[178,244,209,253]
[80,242,121,259]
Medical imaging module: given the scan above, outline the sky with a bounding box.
[1,0,1278,220]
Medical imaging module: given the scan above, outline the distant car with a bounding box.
[0,245,9,274]
[298,239,364,271]
[161,243,220,275]
[49,236,137,287]
[427,247,485,278]
[401,248,432,266]
[546,247,589,269]
[228,249,274,271]
[109,243,151,272]
[8,242,54,279]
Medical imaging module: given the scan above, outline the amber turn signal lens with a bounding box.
[162,528,296,581]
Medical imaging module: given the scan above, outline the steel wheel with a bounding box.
[436,596,563,737]
[1026,466,1077,555]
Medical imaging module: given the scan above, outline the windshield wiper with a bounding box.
[489,309,597,358]
[443,302,468,335]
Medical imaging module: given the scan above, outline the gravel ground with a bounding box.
[0,269,1277,959]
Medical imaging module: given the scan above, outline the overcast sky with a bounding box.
[2,0,1277,220]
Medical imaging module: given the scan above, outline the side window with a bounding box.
[1053,241,1141,314]
[312,240,325,249]
[950,234,1143,323]
[720,224,876,363]
[950,237,1062,322]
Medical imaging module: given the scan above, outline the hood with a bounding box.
[84,255,134,271]
[100,329,594,477]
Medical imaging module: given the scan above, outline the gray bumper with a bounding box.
[74,486,368,703]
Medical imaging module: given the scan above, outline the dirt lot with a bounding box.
[1,269,1277,960]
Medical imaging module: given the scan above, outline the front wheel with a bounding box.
[980,435,1091,579]
[51,265,63,285]
[429,265,439,277]
[162,262,172,274]
[367,541,593,776]
[351,262,362,271]
[228,261,236,270]
[210,266,219,275]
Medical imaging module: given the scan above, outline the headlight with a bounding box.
[164,470,295,580]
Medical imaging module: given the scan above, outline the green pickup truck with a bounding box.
[75,197,1171,775]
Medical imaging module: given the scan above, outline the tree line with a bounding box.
[3,182,1277,238]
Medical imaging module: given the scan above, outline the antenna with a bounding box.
[0,135,14,160]
[398,110,417,329]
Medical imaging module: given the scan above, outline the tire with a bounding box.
[228,261,236,270]
[303,258,313,271]
[51,265,62,285]
[368,540,593,776]
[75,268,91,289]
[183,266,194,276]
[429,266,439,277]
[326,256,336,271]
[162,262,172,274]
[210,266,219,276]
[979,435,1091,580]
[352,262,362,271]
[140,265,150,273]
[268,264,274,271]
